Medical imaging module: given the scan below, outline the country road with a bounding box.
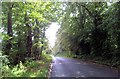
[50,57,119,78]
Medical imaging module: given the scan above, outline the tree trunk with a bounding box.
[27,28,32,57]
[34,28,40,60]
[33,19,41,60]
[5,2,13,55]
[40,27,45,55]
[25,12,32,58]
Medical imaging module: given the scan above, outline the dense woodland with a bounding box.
[0,1,120,77]
[1,2,62,64]
[54,2,120,67]
[0,2,63,77]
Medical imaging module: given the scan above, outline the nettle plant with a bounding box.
[0,51,9,66]
[0,51,10,77]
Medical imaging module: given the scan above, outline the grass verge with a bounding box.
[2,53,52,77]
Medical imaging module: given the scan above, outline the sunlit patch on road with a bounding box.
[53,71,56,72]
[83,63,87,65]
[76,62,81,64]
[61,74,65,77]
[76,71,80,74]
[81,75,85,77]
[59,63,62,64]
[76,75,85,78]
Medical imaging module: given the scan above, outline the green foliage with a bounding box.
[42,51,52,62]
[54,2,120,67]
[2,59,51,77]
[1,2,62,77]
[0,52,9,65]
[1,2,62,65]
[0,51,10,78]
[56,51,74,58]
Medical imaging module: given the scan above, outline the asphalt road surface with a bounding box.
[51,57,119,78]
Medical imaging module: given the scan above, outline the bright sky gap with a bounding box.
[45,22,60,48]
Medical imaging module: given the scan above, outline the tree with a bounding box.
[1,2,63,65]
[5,2,13,55]
[54,2,120,66]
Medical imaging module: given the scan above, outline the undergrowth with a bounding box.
[1,52,52,77]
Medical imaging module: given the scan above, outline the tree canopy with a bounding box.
[0,1,120,77]
[54,2,120,67]
[1,2,63,65]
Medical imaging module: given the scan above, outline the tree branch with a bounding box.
[80,4,94,18]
